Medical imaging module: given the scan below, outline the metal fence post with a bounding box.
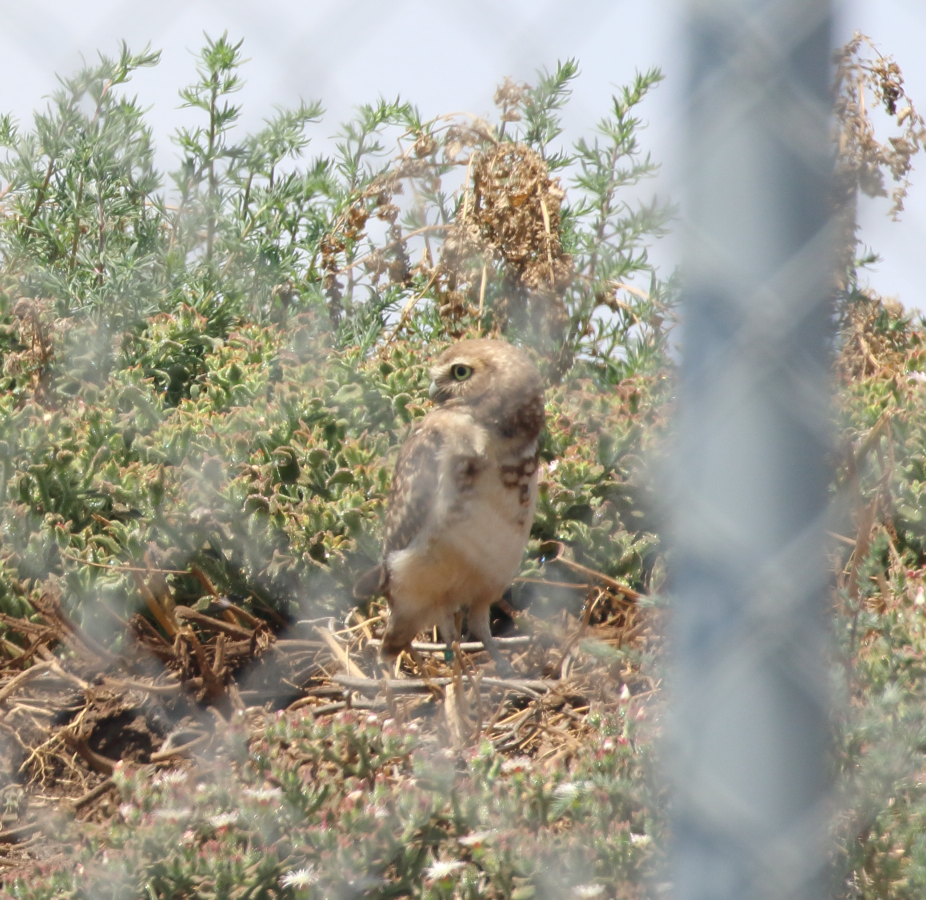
[673,1,835,898]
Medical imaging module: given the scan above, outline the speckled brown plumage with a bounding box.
[382,426,444,557]
[354,338,546,669]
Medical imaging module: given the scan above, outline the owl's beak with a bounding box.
[428,380,438,399]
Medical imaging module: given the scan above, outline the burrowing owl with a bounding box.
[355,339,545,669]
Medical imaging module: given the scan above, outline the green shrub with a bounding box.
[0,36,671,636]
[5,707,663,900]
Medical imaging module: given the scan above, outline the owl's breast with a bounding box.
[425,440,538,592]
[384,416,538,616]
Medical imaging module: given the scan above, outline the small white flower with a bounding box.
[554,782,579,800]
[555,780,590,799]
[915,587,925,606]
[501,756,531,774]
[280,866,318,888]
[630,833,652,847]
[152,807,191,822]
[458,830,494,848]
[209,812,238,829]
[243,786,283,803]
[572,884,605,898]
[153,769,189,788]
[425,860,465,881]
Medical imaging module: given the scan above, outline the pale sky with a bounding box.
[0,0,923,310]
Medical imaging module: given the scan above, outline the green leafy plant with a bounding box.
[0,37,671,635]
[0,31,675,900]
[4,707,664,900]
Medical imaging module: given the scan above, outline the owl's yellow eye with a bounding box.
[451,364,473,381]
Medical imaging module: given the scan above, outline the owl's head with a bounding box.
[428,339,545,439]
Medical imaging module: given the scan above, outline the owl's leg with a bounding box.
[468,603,513,675]
[436,611,462,664]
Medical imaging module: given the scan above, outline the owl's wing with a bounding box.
[352,421,444,601]
[383,421,445,556]
[353,413,488,601]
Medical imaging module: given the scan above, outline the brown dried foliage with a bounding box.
[833,32,926,280]
[315,86,575,349]
[2,299,58,407]
[837,292,912,383]
[469,143,572,337]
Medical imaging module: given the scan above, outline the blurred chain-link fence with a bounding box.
[674,2,834,898]
[0,1,923,898]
